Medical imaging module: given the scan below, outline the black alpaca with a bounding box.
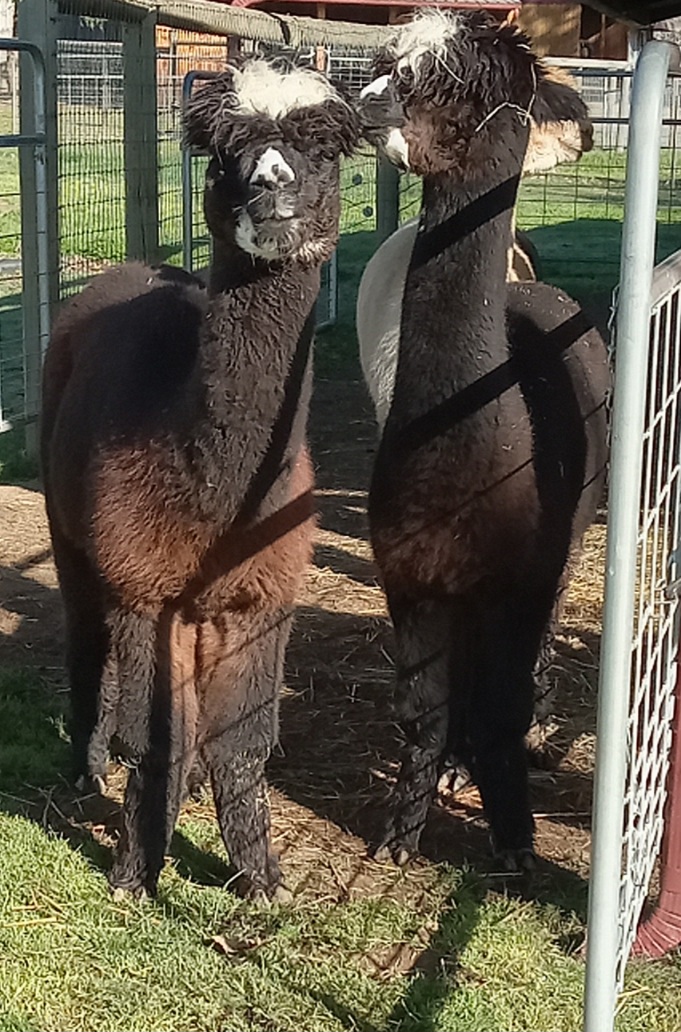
[357,11,610,869]
[41,59,359,899]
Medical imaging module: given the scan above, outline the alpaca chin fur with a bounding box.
[234,210,302,261]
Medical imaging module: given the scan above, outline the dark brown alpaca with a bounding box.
[41,59,359,900]
[357,11,610,870]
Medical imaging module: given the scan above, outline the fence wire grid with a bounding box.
[0,48,43,432]
[614,260,681,983]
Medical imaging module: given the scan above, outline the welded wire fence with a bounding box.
[584,42,681,1032]
[615,257,681,981]
[156,29,227,270]
[0,83,21,432]
[0,43,48,436]
[57,36,125,296]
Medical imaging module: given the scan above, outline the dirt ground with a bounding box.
[0,377,604,914]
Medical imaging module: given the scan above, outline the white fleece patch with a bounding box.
[232,60,338,119]
[383,127,410,170]
[250,147,295,186]
[389,10,462,79]
[359,74,391,100]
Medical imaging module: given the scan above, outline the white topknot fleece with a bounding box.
[388,9,462,78]
[231,60,339,119]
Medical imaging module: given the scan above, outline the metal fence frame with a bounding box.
[584,39,681,1032]
[0,38,49,435]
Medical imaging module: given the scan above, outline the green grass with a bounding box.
[0,666,679,1030]
[0,420,38,483]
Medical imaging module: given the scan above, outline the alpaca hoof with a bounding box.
[239,879,289,904]
[371,836,416,867]
[273,884,294,905]
[437,765,473,795]
[75,772,107,795]
[111,884,149,903]
[493,847,537,874]
[372,844,394,864]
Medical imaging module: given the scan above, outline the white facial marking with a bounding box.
[383,127,410,171]
[234,211,277,260]
[250,147,295,186]
[359,74,391,100]
[389,9,461,79]
[232,60,339,119]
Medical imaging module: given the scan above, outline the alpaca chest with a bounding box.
[90,445,315,614]
[370,408,544,595]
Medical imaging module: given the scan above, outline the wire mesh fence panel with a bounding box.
[399,172,421,225]
[0,83,23,431]
[615,264,681,984]
[156,28,229,269]
[0,44,47,439]
[57,37,125,297]
[516,66,681,305]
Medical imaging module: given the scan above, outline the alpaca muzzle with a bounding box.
[357,75,406,133]
[357,75,410,171]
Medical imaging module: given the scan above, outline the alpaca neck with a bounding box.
[192,239,321,520]
[202,238,321,408]
[390,166,521,424]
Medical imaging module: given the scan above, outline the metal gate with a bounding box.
[585,39,681,1032]
[0,38,49,436]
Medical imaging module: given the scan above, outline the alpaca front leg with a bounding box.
[109,610,198,897]
[468,595,550,871]
[202,611,292,901]
[110,751,188,897]
[375,598,453,865]
[210,750,282,900]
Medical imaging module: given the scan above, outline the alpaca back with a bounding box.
[506,281,610,544]
[42,264,208,479]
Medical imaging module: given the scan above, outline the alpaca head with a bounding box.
[358,10,591,180]
[184,59,359,263]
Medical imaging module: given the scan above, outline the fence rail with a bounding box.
[0,39,49,435]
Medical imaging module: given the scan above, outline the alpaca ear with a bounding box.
[183,72,238,152]
[527,65,594,171]
[287,92,361,158]
[330,100,362,156]
[325,81,362,156]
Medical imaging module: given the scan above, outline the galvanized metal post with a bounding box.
[584,39,681,1032]
[123,10,159,263]
[16,0,59,458]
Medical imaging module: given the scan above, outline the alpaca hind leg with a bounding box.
[50,526,108,786]
[375,598,454,865]
[110,611,197,897]
[468,593,554,870]
[527,562,571,767]
[201,610,292,901]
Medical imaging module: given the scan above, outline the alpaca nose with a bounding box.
[250,147,296,190]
